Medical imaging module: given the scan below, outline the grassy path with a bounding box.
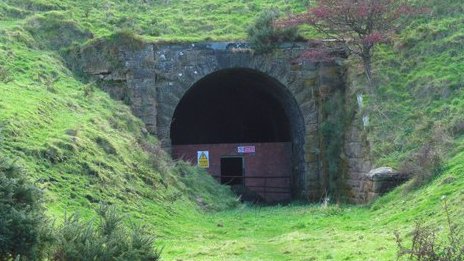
[160,149,464,260]
[160,205,396,260]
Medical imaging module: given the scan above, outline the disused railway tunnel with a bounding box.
[171,68,305,203]
[78,41,377,204]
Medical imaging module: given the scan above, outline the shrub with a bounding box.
[51,205,160,261]
[395,199,464,260]
[247,9,300,54]
[0,157,51,260]
[400,124,451,191]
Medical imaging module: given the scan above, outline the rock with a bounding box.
[141,127,149,136]
[361,167,410,202]
[367,167,394,179]
[367,167,409,182]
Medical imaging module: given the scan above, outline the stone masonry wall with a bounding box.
[75,40,373,203]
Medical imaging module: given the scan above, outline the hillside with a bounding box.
[368,0,464,166]
[1,0,464,260]
[0,0,240,236]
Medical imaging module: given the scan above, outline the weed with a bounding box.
[52,205,161,261]
[395,198,464,260]
[0,157,52,260]
[247,8,300,54]
[400,124,451,191]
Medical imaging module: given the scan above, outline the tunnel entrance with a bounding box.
[170,69,291,145]
[171,68,305,203]
[220,157,244,185]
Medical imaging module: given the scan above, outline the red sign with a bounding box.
[237,146,255,153]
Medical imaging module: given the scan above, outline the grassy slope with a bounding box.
[368,0,464,166]
[0,0,238,239]
[1,0,464,260]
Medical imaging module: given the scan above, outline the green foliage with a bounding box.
[319,89,351,201]
[0,157,51,260]
[247,9,299,54]
[0,0,238,251]
[52,206,160,261]
[82,82,96,97]
[395,199,464,261]
[161,150,464,260]
[104,30,146,50]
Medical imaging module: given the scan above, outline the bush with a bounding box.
[247,9,300,54]
[395,199,464,260]
[400,124,451,191]
[0,157,51,260]
[51,205,160,261]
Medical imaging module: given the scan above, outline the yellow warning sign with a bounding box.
[197,151,209,168]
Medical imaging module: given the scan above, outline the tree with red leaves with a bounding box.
[276,0,427,86]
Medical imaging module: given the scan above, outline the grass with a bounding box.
[162,205,387,260]
[1,0,464,260]
[366,3,464,167]
[160,148,464,260]
[1,0,311,43]
[0,3,238,236]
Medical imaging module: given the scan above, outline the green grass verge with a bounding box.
[161,147,464,260]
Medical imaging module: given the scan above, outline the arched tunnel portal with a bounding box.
[76,41,376,203]
[171,68,305,203]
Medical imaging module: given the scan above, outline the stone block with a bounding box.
[345,142,364,158]
[351,167,411,203]
[346,179,361,188]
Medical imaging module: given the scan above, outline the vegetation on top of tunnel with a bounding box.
[246,8,301,54]
[275,0,430,85]
[0,0,312,43]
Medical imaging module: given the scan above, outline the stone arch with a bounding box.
[155,51,313,148]
[79,41,363,202]
[153,43,336,199]
[167,67,306,198]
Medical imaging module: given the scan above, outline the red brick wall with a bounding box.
[172,142,292,202]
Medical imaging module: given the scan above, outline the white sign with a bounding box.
[237,146,255,154]
[197,151,209,168]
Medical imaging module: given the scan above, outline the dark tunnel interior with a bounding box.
[170,69,292,145]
